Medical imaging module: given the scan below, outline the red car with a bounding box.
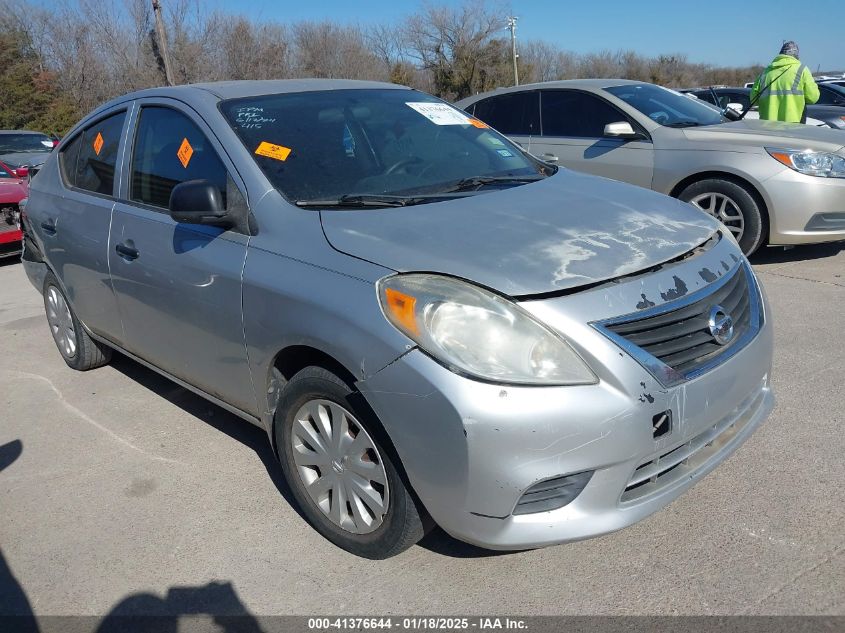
[0,162,27,259]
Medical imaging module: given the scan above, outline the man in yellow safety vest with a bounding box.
[750,41,820,123]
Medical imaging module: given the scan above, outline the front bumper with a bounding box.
[358,237,774,550]
[763,167,845,244]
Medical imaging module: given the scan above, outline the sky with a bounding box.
[215,0,842,71]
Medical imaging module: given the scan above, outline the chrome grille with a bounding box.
[595,263,762,387]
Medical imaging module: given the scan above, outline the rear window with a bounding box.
[220,89,541,202]
[73,111,127,195]
[471,92,540,135]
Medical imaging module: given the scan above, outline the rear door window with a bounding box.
[472,92,540,135]
[74,111,127,195]
[540,90,628,138]
[58,134,83,187]
[130,106,228,209]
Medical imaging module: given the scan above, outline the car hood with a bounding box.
[0,179,28,203]
[683,119,845,152]
[320,170,719,297]
[0,151,51,168]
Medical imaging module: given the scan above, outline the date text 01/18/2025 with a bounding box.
[307,617,528,630]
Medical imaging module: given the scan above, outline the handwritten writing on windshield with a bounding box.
[235,107,277,130]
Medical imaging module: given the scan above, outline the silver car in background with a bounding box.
[457,79,845,256]
[22,80,773,558]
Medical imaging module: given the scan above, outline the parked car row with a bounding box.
[21,78,776,559]
[0,130,58,258]
[456,79,845,256]
[684,87,845,130]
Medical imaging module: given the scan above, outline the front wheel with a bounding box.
[678,178,765,256]
[275,366,427,559]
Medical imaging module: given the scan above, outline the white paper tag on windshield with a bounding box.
[406,102,471,125]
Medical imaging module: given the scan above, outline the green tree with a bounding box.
[0,28,79,134]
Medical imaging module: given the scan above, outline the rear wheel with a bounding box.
[43,272,112,370]
[678,178,765,256]
[275,366,427,559]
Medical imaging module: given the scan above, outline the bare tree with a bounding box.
[520,40,578,82]
[402,1,510,99]
[292,22,386,80]
[0,0,775,133]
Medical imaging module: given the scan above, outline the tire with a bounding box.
[678,178,765,256]
[275,366,427,559]
[43,272,112,371]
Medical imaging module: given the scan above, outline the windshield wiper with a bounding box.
[295,194,432,208]
[664,121,703,128]
[441,174,545,193]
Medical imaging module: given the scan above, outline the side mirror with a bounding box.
[169,180,232,228]
[603,121,641,139]
[726,103,745,114]
[13,166,29,178]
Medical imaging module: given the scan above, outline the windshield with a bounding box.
[0,133,53,154]
[825,83,845,96]
[220,89,546,204]
[605,84,727,127]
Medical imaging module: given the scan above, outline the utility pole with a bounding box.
[507,16,519,86]
[152,0,175,86]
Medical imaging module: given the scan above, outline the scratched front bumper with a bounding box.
[357,233,774,550]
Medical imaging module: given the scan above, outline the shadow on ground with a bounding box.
[94,581,265,633]
[110,354,514,560]
[750,241,845,264]
[0,440,268,632]
[417,527,518,559]
[108,354,303,520]
[0,440,38,632]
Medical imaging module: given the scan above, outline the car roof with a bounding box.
[455,79,649,104]
[478,78,643,94]
[0,130,49,135]
[101,79,409,104]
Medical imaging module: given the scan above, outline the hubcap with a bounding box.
[46,286,77,359]
[689,192,745,242]
[290,399,389,534]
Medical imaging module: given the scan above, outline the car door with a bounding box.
[531,89,655,188]
[40,109,128,340]
[468,91,541,156]
[108,100,256,414]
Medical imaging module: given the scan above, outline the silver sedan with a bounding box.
[456,79,845,255]
[22,80,772,558]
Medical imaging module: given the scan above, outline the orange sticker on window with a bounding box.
[255,141,292,161]
[177,138,194,168]
[468,118,489,129]
[93,132,104,155]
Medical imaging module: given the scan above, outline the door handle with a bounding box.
[541,153,559,163]
[115,241,139,261]
[40,220,56,235]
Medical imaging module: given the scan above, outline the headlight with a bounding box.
[766,148,845,178]
[377,274,597,385]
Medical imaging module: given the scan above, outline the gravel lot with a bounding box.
[1,244,843,617]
